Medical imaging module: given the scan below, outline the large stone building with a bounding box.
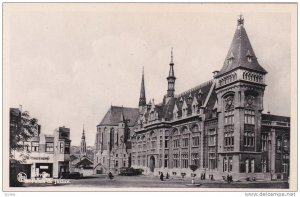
[94,16,290,181]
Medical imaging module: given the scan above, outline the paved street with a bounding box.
[23,174,289,189]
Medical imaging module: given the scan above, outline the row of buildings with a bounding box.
[93,16,290,181]
[9,107,93,181]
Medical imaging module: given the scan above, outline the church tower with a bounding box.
[166,48,176,103]
[80,125,87,156]
[215,15,267,176]
[138,68,146,111]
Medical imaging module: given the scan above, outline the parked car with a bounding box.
[119,167,143,176]
[68,172,83,179]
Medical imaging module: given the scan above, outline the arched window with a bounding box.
[223,157,228,172]
[245,159,249,173]
[251,159,255,173]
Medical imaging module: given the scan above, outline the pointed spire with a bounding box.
[167,48,176,99]
[139,67,146,107]
[81,124,85,139]
[216,16,267,77]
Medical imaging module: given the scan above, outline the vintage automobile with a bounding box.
[68,172,83,179]
[118,167,143,176]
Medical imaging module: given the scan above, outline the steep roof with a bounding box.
[150,80,214,121]
[99,106,139,127]
[216,17,267,77]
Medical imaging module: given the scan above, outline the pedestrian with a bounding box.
[166,172,169,179]
[108,171,114,180]
[227,174,230,184]
[160,172,164,181]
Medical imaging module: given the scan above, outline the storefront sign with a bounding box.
[30,156,50,160]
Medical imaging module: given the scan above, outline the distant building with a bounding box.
[94,16,290,181]
[69,127,94,176]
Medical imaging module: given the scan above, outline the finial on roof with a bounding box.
[237,14,244,26]
[171,47,174,64]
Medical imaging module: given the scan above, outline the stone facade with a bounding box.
[93,16,290,181]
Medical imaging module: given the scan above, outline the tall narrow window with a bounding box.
[223,157,228,172]
[251,159,255,173]
[245,159,249,173]
[229,157,233,172]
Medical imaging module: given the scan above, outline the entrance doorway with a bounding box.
[149,156,155,172]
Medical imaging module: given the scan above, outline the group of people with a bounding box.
[159,172,169,181]
[226,174,233,183]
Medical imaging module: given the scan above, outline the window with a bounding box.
[225,110,234,125]
[173,154,179,168]
[224,132,234,147]
[173,139,180,148]
[181,154,189,168]
[46,142,54,152]
[123,161,126,167]
[191,153,199,166]
[244,131,255,147]
[282,163,288,173]
[24,143,30,152]
[262,158,267,173]
[115,160,118,167]
[65,142,70,154]
[245,110,255,124]
[223,157,228,172]
[208,129,217,146]
[165,136,169,148]
[192,136,200,146]
[116,154,118,157]
[283,138,288,151]
[182,138,189,147]
[229,157,233,172]
[164,155,169,168]
[208,153,216,169]
[251,159,255,173]
[59,142,64,153]
[247,56,252,62]
[261,134,268,151]
[31,142,39,152]
[245,159,249,173]
[277,138,282,152]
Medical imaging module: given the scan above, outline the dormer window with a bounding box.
[246,50,253,62]
[247,56,252,62]
[227,52,234,64]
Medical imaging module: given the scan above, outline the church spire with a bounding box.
[80,124,86,156]
[81,124,85,139]
[166,48,176,101]
[139,67,146,107]
[216,15,267,77]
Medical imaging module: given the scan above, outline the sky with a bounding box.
[5,4,292,146]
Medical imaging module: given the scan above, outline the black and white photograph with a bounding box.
[2,2,297,193]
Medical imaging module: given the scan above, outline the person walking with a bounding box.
[160,172,164,181]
